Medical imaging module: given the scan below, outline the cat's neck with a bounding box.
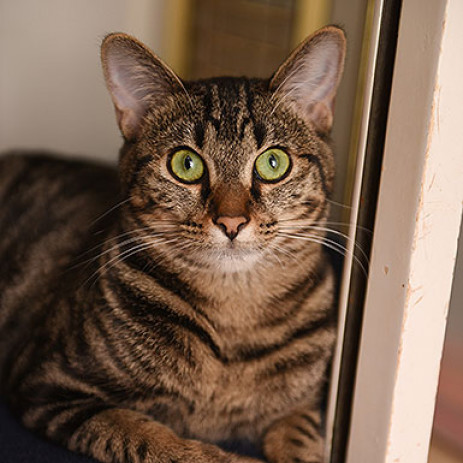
[174,243,325,329]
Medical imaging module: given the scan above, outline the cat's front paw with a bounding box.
[68,408,263,463]
[263,410,323,463]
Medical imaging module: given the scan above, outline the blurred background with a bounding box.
[0,1,461,462]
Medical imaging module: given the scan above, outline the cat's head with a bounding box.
[101,27,345,273]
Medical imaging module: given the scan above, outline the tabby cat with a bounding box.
[0,26,345,463]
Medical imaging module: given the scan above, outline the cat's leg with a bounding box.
[263,408,324,463]
[27,405,262,463]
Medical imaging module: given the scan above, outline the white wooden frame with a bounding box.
[345,0,463,462]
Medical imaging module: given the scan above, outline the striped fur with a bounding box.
[0,27,345,463]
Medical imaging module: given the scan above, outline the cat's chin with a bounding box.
[201,246,263,273]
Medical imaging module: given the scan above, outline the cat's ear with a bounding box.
[269,26,346,134]
[101,33,181,141]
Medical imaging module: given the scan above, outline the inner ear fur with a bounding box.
[270,26,346,134]
[101,33,182,141]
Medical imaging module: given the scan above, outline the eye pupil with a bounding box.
[184,155,193,170]
[268,154,277,169]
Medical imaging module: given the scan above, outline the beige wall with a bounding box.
[0,0,165,163]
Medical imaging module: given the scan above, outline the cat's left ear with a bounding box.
[269,26,346,134]
[101,33,181,141]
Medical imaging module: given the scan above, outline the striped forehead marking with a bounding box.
[201,79,266,149]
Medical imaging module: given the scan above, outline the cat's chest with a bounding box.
[175,348,327,443]
[115,283,335,441]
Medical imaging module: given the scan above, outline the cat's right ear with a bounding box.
[269,26,346,134]
[101,33,181,141]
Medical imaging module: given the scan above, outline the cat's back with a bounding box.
[0,151,119,373]
[0,151,119,260]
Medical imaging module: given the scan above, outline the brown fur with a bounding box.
[0,26,345,462]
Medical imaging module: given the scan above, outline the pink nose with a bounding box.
[215,216,249,240]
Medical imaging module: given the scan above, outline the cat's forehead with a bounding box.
[185,77,285,169]
[188,76,267,112]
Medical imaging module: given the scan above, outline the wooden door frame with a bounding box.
[345,0,463,461]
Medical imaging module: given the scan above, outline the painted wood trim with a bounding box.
[346,0,463,462]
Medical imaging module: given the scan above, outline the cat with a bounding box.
[0,25,345,463]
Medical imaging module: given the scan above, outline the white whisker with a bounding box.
[278,232,368,277]
[82,236,181,289]
[71,224,178,267]
[279,225,370,266]
[278,218,372,234]
[326,199,353,210]
[89,197,133,227]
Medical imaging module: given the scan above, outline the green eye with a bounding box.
[255,148,291,182]
[169,149,205,183]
